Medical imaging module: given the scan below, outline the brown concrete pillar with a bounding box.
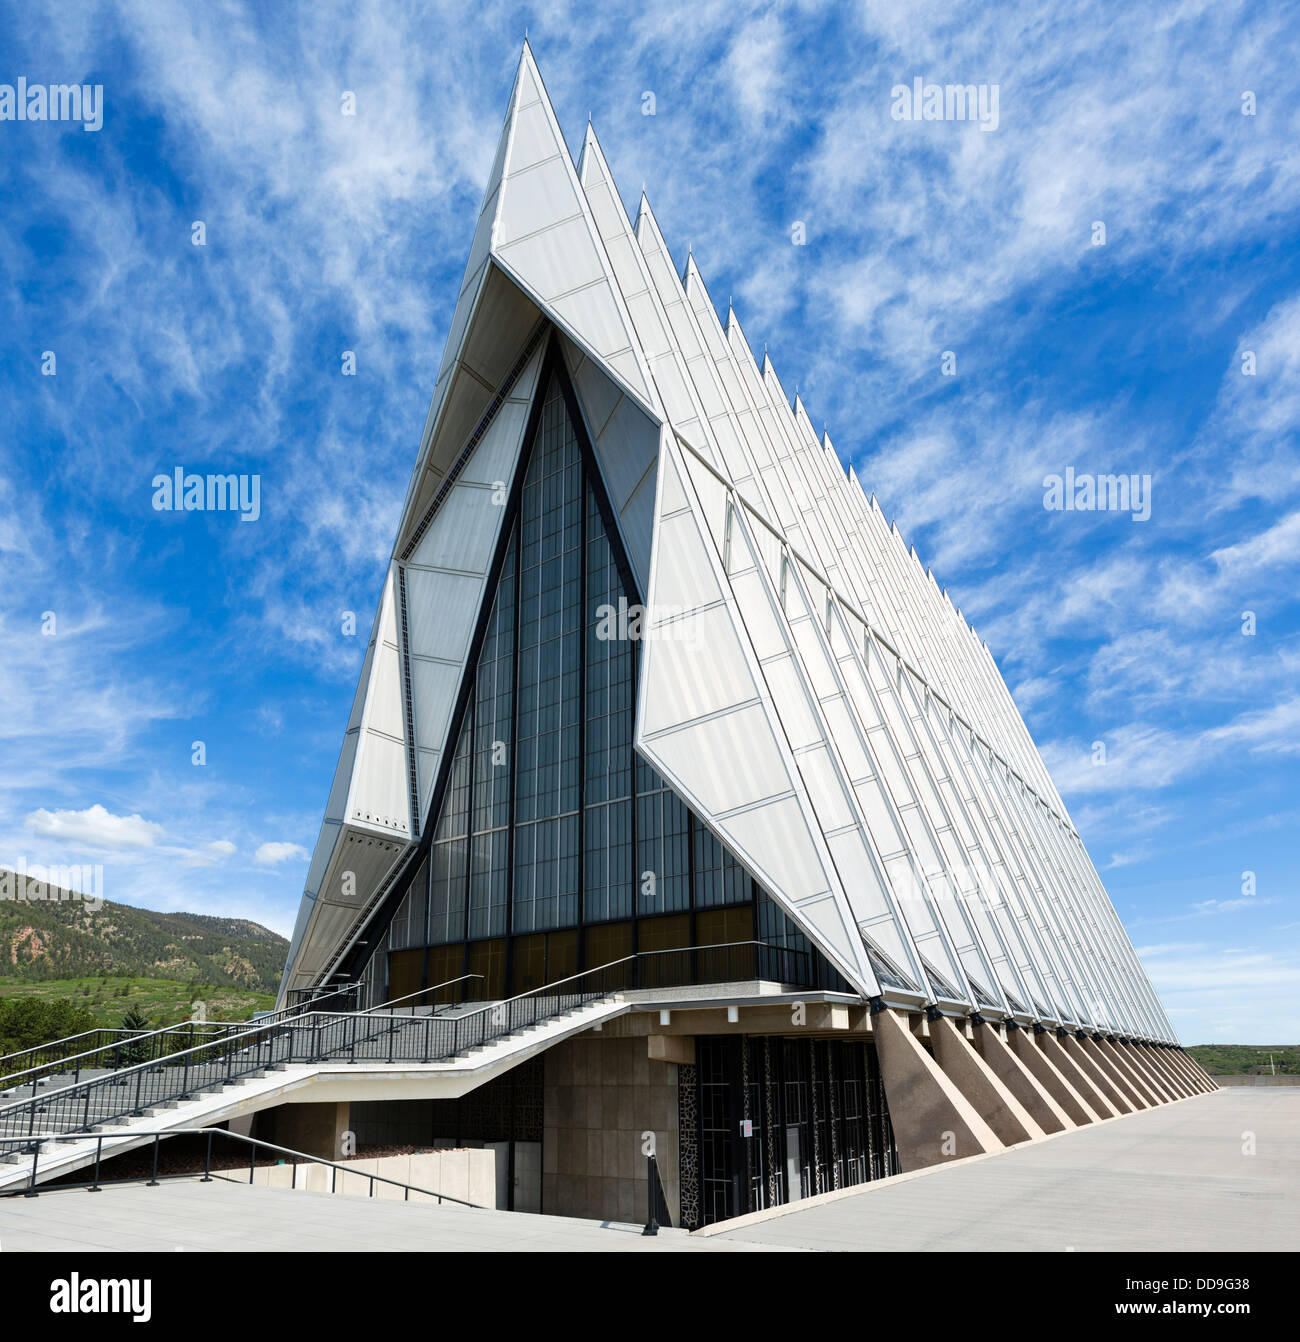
[1139,1042,1193,1097]
[1080,1035,1150,1108]
[926,1016,1046,1147]
[871,1007,1004,1171]
[1128,1040,1183,1103]
[1100,1038,1171,1104]
[1174,1048,1216,1091]
[1062,1033,1136,1112]
[1158,1044,1205,1093]
[1183,1050,1219,1090]
[971,1021,1074,1135]
[1007,1026,1100,1125]
[1037,1030,1120,1118]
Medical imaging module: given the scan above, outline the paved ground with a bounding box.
[1,1090,1290,1252]
[0,1179,781,1252]
[711,1090,1298,1252]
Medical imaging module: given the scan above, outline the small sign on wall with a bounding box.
[741,1119,753,1138]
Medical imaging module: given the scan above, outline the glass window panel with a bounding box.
[360,369,855,1000]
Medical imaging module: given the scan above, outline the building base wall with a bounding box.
[541,1033,680,1226]
[256,1101,351,1161]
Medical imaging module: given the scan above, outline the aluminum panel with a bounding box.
[639,604,759,736]
[647,704,791,815]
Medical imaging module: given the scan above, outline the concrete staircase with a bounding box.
[0,995,628,1194]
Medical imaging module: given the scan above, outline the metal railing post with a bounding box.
[147,1134,161,1186]
[89,1136,103,1192]
[202,1130,214,1182]
[642,1153,658,1236]
[25,1142,40,1197]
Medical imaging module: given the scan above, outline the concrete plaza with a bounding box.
[710,1089,1296,1252]
[0,1090,1290,1252]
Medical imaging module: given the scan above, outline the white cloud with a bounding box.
[254,841,309,866]
[1188,897,1274,917]
[1041,694,1300,796]
[23,803,165,850]
[193,839,238,864]
[723,12,788,127]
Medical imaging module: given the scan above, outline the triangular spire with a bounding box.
[488,44,655,411]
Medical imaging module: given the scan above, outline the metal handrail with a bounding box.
[0,1026,159,1067]
[0,1020,231,1093]
[299,939,812,1067]
[0,980,376,1093]
[445,938,805,1028]
[0,939,811,1139]
[0,1012,303,1136]
[0,981,365,1078]
[0,989,490,1137]
[358,974,486,1015]
[1,1128,487,1207]
[245,982,360,1027]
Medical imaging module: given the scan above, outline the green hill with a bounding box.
[0,879,287,994]
[1185,1044,1300,1076]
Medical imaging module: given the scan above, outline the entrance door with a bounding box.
[487,1140,510,1209]
[513,1140,542,1213]
[785,1126,802,1201]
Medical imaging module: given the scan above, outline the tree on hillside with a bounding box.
[0,997,97,1075]
[119,1005,151,1064]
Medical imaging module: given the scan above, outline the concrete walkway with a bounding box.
[0,1179,781,1252]
[710,1090,1298,1252]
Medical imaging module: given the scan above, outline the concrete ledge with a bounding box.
[1210,1074,1300,1087]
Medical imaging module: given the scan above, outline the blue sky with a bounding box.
[1,1,1296,1043]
